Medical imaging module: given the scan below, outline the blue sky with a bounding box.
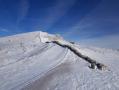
[0,0,119,49]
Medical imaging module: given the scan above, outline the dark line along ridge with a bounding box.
[51,41,107,70]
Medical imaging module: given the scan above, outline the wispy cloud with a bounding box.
[17,0,30,24]
[36,0,77,30]
[0,28,12,36]
[64,0,119,39]
[79,34,119,49]
[0,28,9,32]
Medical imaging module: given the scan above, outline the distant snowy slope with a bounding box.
[0,31,56,43]
[0,31,119,90]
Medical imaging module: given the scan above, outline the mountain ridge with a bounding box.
[0,31,119,90]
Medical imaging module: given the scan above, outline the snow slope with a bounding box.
[0,31,119,90]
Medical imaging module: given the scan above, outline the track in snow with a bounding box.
[1,31,119,90]
[0,43,54,68]
[0,43,69,90]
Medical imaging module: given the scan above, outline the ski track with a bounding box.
[0,43,69,90]
[0,31,119,90]
[0,43,54,68]
[17,48,69,90]
[22,48,119,90]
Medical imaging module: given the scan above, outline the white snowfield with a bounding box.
[0,31,119,90]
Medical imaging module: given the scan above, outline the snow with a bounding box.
[0,31,119,90]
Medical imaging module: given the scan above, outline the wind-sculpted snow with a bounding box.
[0,31,119,90]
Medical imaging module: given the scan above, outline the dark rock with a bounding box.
[89,63,96,69]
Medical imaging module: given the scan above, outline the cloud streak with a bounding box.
[0,28,9,32]
[17,0,30,24]
[64,0,119,39]
[35,0,77,30]
[79,34,119,49]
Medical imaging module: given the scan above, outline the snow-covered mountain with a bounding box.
[0,31,119,90]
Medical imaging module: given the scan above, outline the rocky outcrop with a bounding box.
[51,40,107,71]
